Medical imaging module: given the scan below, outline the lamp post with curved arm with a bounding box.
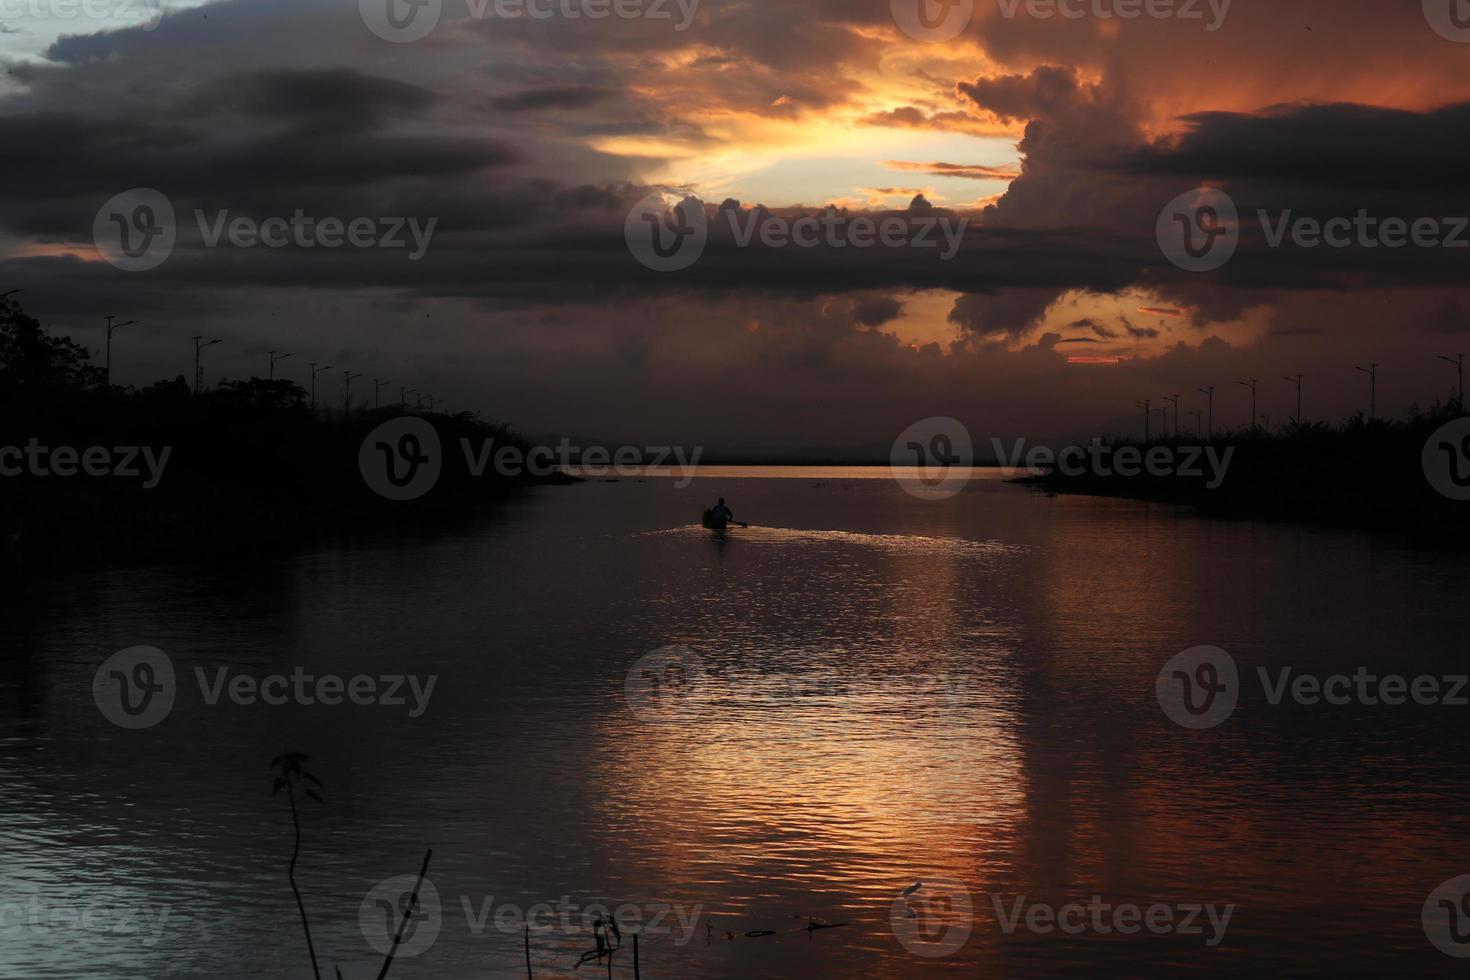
[104,315,138,387]
[193,336,221,393]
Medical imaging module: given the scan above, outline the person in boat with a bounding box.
[708,497,734,527]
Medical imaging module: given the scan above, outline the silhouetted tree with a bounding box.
[0,291,103,399]
[214,377,309,409]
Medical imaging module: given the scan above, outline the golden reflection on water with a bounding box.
[589,520,1030,971]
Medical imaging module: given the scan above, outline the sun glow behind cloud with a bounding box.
[596,116,1019,208]
[599,34,1021,208]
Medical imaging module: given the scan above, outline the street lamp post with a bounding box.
[1136,399,1151,442]
[269,350,292,381]
[1282,374,1303,425]
[343,371,363,412]
[103,315,138,387]
[1197,386,1215,438]
[1162,394,1180,439]
[1440,353,1466,405]
[192,336,221,393]
[1353,363,1377,420]
[308,362,333,410]
[1188,409,1203,437]
[1237,379,1258,430]
[374,378,391,410]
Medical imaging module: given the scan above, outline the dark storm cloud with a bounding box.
[491,86,616,113]
[948,288,1063,345]
[199,68,438,131]
[957,65,1095,126]
[851,295,904,327]
[5,0,1457,315]
[4,0,1470,448]
[1073,318,1118,340]
[0,58,520,241]
[884,160,1021,181]
[1122,319,1160,340]
[1125,102,1470,193]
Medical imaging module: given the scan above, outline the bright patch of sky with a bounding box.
[0,0,206,65]
[657,129,1018,211]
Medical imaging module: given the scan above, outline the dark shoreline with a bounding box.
[1009,414,1470,549]
[0,418,577,575]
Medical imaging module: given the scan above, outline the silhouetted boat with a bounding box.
[701,510,748,531]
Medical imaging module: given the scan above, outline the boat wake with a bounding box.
[638,524,1024,558]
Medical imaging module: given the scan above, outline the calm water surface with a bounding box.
[2,469,1469,978]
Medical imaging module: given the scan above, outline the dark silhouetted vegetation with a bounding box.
[272,752,325,980]
[0,292,567,568]
[1020,407,1470,547]
[269,753,436,980]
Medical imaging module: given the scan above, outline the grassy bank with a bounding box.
[0,292,567,569]
[1017,406,1470,547]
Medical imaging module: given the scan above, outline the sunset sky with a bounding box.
[4,0,1470,450]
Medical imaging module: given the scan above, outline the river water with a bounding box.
[2,468,1468,978]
